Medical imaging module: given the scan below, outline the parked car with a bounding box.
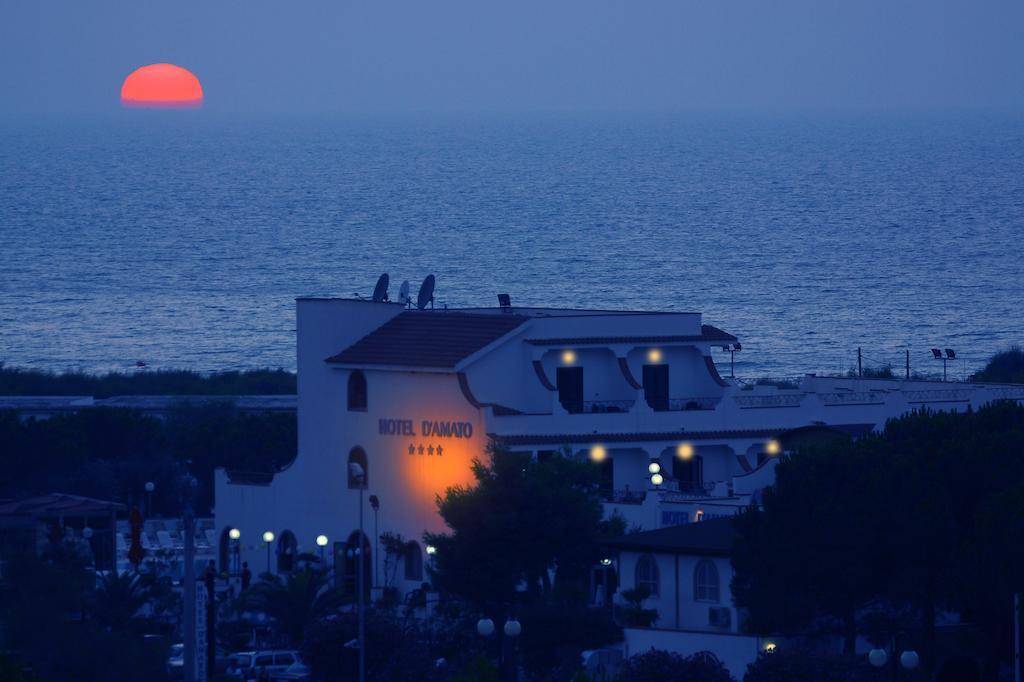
[168,643,232,679]
[226,650,302,680]
[272,659,312,681]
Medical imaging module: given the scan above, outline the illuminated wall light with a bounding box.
[765,439,782,456]
[600,558,612,566]
[695,510,705,522]
[425,544,437,555]
[647,348,662,363]
[648,461,661,474]
[590,445,607,463]
[764,642,778,653]
[676,443,694,460]
[651,473,664,486]
[228,528,241,540]
[262,530,275,543]
[561,349,576,364]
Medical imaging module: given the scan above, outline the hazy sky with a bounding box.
[1,0,1022,113]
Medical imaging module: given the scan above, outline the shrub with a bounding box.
[742,649,874,682]
[617,649,734,682]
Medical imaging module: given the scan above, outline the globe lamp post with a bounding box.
[262,531,274,573]
[316,534,329,564]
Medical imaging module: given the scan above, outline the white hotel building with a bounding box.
[214,296,1022,671]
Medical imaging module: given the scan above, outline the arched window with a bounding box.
[635,553,659,596]
[347,371,367,411]
[348,447,368,489]
[277,530,298,573]
[694,559,720,602]
[404,541,423,581]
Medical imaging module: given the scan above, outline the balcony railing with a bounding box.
[732,394,804,409]
[608,488,646,504]
[577,400,636,414]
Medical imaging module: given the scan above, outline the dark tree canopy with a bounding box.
[732,401,1024,677]
[972,346,1024,384]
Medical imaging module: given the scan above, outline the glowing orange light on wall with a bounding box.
[121,63,203,108]
[647,348,662,363]
[561,350,576,364]
[590,445,607,462]
[676,443,694,460]
[765,439,782,456]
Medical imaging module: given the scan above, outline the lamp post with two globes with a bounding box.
[477,616,522,682]
[868,640,920,681]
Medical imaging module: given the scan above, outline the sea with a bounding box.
[1,112,1022,381]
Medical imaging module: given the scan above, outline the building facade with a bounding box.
[214,297,1024,597]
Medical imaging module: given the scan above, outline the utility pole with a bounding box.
[358,483,365,682]
[182,474,198,682]
[906,349,910,380]
[1015,593,1021,682]
[858,347,862,378]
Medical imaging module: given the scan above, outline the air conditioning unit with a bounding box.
[708,606,731,628]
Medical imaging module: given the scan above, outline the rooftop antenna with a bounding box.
[416,274,436,311]
[371,273,390,303]
[398,280,411,308]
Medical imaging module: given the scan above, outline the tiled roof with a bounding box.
[0,493,126,517]
[524,325,737,346]
[327,312,529,369]
[490,423,874,445]
[605,517,736,556]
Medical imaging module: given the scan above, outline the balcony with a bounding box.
[563,399,637,414]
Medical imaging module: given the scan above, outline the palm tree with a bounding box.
[238,567,344,645]
[92,570,154,632]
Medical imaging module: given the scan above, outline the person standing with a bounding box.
[241,561,252,591]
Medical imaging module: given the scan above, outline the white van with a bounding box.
[226,650,301,680]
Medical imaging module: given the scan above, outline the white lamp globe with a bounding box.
[476,618,495,637]
[262,531,275,543]
[229,528,241,540]
[900,651,919,670]
[647,461,661,475]
[868,649,888,668]
[145,481,155,492]
[316,534,329,547]
[503,619,522,638]
[651,473,664,486]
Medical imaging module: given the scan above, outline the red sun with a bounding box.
[121,63,203,108]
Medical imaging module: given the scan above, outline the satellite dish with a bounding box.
[398,280,411,306]
[372,273,390,302]
[417,274,436,310]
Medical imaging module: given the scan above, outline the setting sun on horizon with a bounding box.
[120,63,203,108]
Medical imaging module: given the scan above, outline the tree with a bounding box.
[92,570,155,632]
[971,346,1024,384]
[616,649,734,682]
[425,444,606,609]
[732,436,887,653]
[238,566,344,646]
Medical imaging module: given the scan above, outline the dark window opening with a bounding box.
[643,364,670,411]
[347,371,367,411]
[405,541,423,581]
[348,447,368,489]
[673,455,703,492]
[557,366,584,413]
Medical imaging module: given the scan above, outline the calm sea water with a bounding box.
[1,112,1022,380]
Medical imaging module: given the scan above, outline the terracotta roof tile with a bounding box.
[327,311,529,369]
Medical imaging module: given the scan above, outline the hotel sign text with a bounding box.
[379,418,474,439]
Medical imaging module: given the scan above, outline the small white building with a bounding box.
[603,517,774,677]
[214,294,1024,603]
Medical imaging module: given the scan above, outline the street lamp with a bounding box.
[349,461,367,682]
[477,616,522,681]
[316,534,329,564]
[229,528,241,575]
[262,531,274,573]
[369,494,380,587]
[145,481,155,518]
[868,641,919,680]
[477,618,495,637]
